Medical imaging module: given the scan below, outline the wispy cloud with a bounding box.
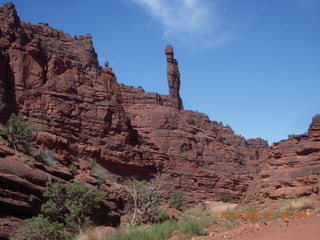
[127,0,234,49]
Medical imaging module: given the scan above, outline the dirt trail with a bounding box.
[194,209,320,240]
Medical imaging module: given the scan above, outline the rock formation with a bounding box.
[242,114,320,207]
[165,45,183,110]
[0,2,272,238]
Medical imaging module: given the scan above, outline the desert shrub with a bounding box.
[41,181,106,233]
[221,220,240,230]
[88,158,97,169]
[105,220,178,240]
[93,167,107,184]
[185,202,208,218]
[179,217,208,237]
[219,193,233,202]
[0,113,43,150]
[20,142,36,154]
[10,215,64,240]
[124,176,174,225]
[11,181,107,239]
[167,191,184,210]
[152,209,170,223]
[33,149,58,168]
[25,160,35,168]
[68,163,78,171]
[280,197,314,212]
[288,134,295,139]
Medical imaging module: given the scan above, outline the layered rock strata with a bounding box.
[242,114,320,207]
[0,2,271,237]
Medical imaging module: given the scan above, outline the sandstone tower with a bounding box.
[165,45,183,110]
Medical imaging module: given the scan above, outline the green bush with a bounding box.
[167,191,184,210]
[180,217,208,237]
[68,163,78,171]
[152,209,170,223]
[11,181,107,240]
[10,215,64,240]
[0,113,43,150]
[41,181,106,233]
[219,193,233,202]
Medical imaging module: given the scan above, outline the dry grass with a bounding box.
[281,197,314,212]
[75,228,104,240]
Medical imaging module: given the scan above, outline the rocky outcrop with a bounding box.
[0,150,123,240]
[119,89,268,202]
[165,45,183,110]
[242,114,320,207]
[0,2,146,171]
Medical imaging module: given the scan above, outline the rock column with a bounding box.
[165,45,183,110]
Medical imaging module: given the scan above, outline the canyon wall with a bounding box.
[0,2,274,238]
[242,114,320,207]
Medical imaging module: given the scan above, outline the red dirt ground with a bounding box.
[193,209,320,240]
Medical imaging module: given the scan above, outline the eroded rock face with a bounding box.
[0,2,270,237]
[119,87,268,202]
[0,2,143,170]
[242,115,320,207]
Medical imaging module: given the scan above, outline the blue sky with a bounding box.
[3,0,320,144]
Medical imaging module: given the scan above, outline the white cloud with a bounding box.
[128,0,234,49]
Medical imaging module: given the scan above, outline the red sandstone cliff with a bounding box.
[242,114,320,207]
[0,2,271,238]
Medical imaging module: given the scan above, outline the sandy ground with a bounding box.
[205,201,238,214]
[193,209,320,240]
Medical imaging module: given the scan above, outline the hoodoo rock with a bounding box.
[165,45,183,110]
[242,114,320,207]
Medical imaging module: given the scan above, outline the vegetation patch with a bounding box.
[167,191,184,210]
[219,193,233,202]
[33,149,58,168]
[11,181,106,240]
[0,112,43,150]
[280,197,314,212]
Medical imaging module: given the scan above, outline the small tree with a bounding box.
[124,175,175,225]
[0,113,43,150]
[10,181,107,240]
[41,181,106,233]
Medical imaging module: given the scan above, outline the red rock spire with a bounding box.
[165,45,183,110]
